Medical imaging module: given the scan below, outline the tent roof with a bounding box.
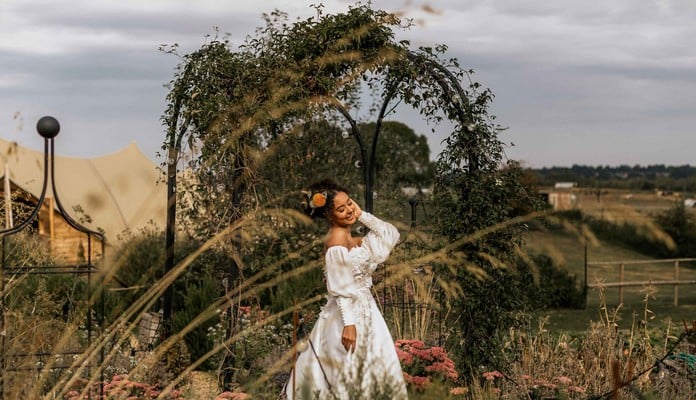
[1,138,166,242]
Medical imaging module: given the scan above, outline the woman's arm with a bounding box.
[358,212,400,264]
[324,247,359,351]
[325,247,358,324]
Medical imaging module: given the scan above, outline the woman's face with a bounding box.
[329,191,357,227]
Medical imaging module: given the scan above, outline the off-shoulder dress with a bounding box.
[285,212,408,399]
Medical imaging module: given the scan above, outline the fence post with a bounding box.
[583,237,588,309]
[619,263,625,304]
[674,260,680,306]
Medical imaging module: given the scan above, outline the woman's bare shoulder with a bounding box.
[325,229,350,249]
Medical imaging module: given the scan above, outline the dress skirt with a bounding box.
[286,295,407,399]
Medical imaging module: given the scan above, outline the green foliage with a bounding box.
[360,121,435,189]
[161,3,406,239]
[523,255,585,309]
[433,163,544,376]
[655,201,696,257]
[428,65,544,376]
[242,214,325,315]
[255,119,434,210]
[255,120,363,202]
[172,275,222,370]
[225,306,293,389]
[105,224,166,320]
[2,231,54,267]
[7,274,88,320]
[107,226,229,369]
[585,216,668,257]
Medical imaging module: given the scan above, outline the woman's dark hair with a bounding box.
[302,179,350,220]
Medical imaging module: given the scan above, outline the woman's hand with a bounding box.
[351,199,362,219]
[342,325,357,352]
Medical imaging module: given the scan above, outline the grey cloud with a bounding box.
[13,2,261,36]
[1,48,172,83]
[3,0,696,167]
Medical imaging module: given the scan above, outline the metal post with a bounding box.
[619,263,625,304]
[409,198,418,228]
[1,237,5,399]
[674,260,680,306]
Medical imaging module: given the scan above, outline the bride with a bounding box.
[285,180,408,399]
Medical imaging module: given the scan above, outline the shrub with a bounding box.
[107,225,229,371]
[172,275,223,370]
[522,254,585,309]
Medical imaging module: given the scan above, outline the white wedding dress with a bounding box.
[285,212,408,399]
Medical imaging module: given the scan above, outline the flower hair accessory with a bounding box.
[310,191,327,208]
[302,190,328,215]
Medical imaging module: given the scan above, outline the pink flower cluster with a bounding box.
[482,370,504,381]
[394,339,459,390]
[449,386,468,396]
[65,375,184,400]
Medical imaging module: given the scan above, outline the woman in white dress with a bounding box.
[285,180,408,399]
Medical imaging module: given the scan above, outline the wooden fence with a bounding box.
[586,258,696,306]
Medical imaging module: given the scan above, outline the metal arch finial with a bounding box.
[36,116,60,138]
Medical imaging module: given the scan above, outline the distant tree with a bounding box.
[255,120,362,203]
[360,121,434,190]
[656,202,696,257]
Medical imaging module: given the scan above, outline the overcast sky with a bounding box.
[1,0,695,168]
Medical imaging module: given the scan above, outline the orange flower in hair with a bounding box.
[311,192,327,208]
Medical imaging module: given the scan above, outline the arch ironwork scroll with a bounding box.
[0,116,105,399]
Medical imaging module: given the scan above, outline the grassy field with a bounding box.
[525,229,696,332]
[524,188,696,333]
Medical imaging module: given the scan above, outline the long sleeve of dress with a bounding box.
[358,212,400,265]
[325,246,359,326]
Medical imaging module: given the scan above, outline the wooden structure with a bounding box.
[0,137,167,249]
[2,181,102,264]
[586,258,696,306]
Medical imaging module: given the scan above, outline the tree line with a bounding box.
[531,164,696,192]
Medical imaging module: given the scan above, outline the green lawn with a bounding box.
[524,229,696,333]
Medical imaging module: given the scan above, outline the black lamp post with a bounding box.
[401,187,429,228]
